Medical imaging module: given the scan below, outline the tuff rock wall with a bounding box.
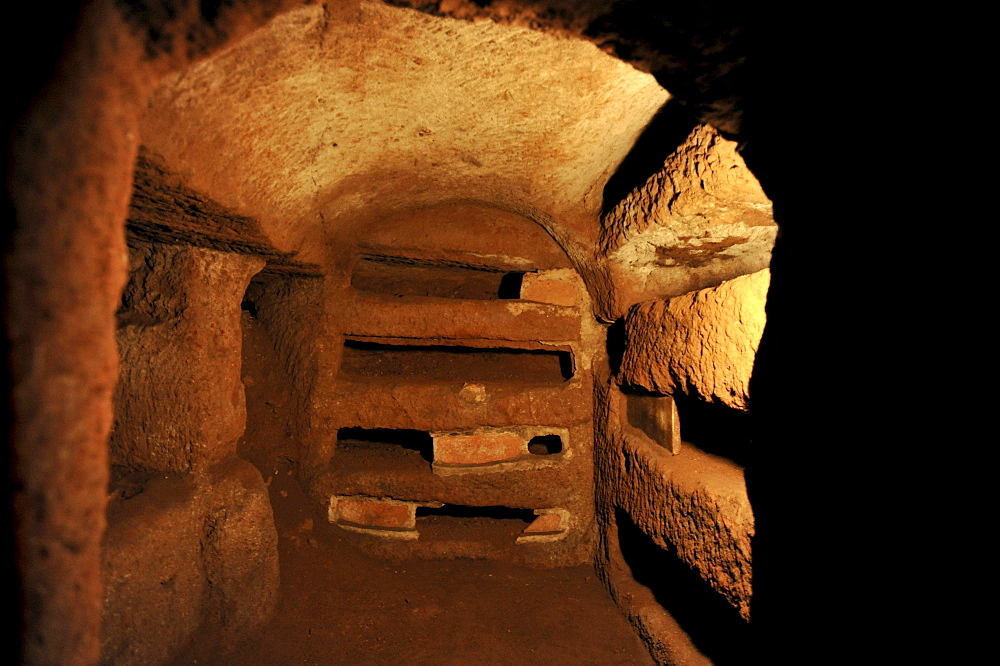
[5,2,304,662]
[594,270,767,662]
[620,269,769,411]
[104,243,279,665]
[5,0,847,664]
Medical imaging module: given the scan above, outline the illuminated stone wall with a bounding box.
[5,2,799,664]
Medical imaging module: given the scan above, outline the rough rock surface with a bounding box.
[6,0,787,662]
[603,125,771,250]
[389,0,752,136]
[619,268,769,411]
[140,2,668,257]
[111,243,265,475]
[103,241,279,665]
[6,1,148,661]
[242,275,336,471]
[306,203,599,567]
[610,428,752,618]
[602,125,774,308]
[127,150,322,277]
[101,458,279,665]
[591,371,752,664]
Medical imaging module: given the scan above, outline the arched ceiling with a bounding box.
[139,0,669,263]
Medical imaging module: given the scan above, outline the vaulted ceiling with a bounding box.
[140,2,667,262]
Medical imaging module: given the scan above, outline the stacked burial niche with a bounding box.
[309,203,598,565]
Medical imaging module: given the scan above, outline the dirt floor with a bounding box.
[172,458,655,665]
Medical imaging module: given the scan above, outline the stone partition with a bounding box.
[101,459,278,665]
[102,241,278,663]
[242,276,338,472]
[112,243,265,474]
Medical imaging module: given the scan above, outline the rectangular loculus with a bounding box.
[432,431,525,465]
[624,392,681,455]
[329,495,438,540]
[430,428,567,473]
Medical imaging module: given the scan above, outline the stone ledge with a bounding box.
[343,293,581,341]
[609,427,753,619]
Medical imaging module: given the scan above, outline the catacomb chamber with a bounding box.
[4,1,814,664]
[109,5,764,661]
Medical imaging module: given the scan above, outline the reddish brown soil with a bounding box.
[172,459,654,665]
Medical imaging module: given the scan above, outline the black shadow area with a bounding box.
[602,98,697,215]
[527,434,563,455]
[336,427,434,463]
[673,393,750,467]
[605,317,626,376]
[416,505,535,521]
[616,508,750,664]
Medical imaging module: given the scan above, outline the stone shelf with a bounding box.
[611,426,753,620]
[318,442,581,510]
[321,230,592,568]
[342,292,580,343]
[328,376,590,432]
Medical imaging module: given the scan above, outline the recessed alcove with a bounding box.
[527,434,563,455]
[671,393,750,468]
[337,339,574,383]
[352,255,526,300]
[240,297,259,319]
[336,427,435,462]
[415,504,537,543]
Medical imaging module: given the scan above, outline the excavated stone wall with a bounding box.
[591,271,766,662]
[5,1,813,664]
[101,459,278,665]
[105,241,279,663]
[620,269,769,411]
[309,203,601,567]
[600,125,774,315]
[112,243,265,475]
[597,414,754,617]
[243,276,338,471]
[6,3,148,662]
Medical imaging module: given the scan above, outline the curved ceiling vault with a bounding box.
[139,0,669,266]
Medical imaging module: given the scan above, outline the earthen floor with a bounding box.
[173,459,654,665]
